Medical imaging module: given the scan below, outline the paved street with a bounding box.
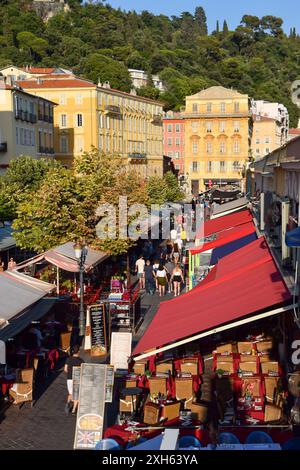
[0,289,173,450]
[0,361,76,450]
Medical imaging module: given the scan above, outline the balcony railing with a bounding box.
[105,105,121,115]
[128,152,147,160]
[0,142,7,152]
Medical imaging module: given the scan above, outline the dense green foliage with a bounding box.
[0,154,183,253]
[0,1,299,124]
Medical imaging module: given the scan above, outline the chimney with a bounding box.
[102,81,110,89]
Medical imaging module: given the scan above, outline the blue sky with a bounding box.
[103,0,300,33]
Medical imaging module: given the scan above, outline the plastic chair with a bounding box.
[95,438,121,450]
[245,431,273,444]
[218,432,240,445]
[282,438,300,450]
[178,436,202,449]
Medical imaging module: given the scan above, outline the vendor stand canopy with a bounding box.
[211,196,249,219]
[14,242,109,273]
[133,238,292,360]
[0,271,55,342]
[196,209,253,240]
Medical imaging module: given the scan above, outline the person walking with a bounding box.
[171,264,184,297]
[173,241,180,265]
[64,345,84,414]
[156,264,168,297]
[135,255,145,290]
[166,239,173,261]
[164,259,175,294]
[144,260,155,295]
[153,259,160,290]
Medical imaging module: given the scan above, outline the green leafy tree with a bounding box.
[80,53,132,92]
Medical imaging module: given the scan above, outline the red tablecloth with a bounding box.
[104,421,294,447]
[0,377,15,395]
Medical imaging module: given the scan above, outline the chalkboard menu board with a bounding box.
[88,304,108,357]
[74,364,107,450]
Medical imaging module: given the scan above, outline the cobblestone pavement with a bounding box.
[0,362,76,450]
[0,289,175,450]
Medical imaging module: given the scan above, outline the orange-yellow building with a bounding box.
[17,76,164,177]
[183,86,252,195]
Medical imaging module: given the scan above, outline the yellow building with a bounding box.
[183,86,252,195]
[0,76,56,174]
[17,76,164,177]
[252,114,282,160]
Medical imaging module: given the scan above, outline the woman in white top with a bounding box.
[156,264,168,297]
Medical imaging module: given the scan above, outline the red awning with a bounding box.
[133,238,291,356]
[190,222,256,255]
[196,209,253,239]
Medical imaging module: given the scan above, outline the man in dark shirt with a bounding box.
[64,345,84,414]
[144,260,155,295]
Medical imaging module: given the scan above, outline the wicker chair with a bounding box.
[9,368,34,408]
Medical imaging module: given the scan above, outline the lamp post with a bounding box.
[74,242,88,337]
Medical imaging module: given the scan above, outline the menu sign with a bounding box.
[110,332,132,372]
[89,304,107,357]
[74,364,107,450]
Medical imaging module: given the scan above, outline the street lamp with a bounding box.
[74,242,88,337]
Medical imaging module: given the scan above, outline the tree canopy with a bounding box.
[1,152,183,254]
[0,2,298,123]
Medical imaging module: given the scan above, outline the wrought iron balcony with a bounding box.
[128,152,147,160]
[105,105,121,115]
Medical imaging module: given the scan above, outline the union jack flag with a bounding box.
[76,431,101,448]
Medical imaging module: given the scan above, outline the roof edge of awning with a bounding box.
[132,303,295,361]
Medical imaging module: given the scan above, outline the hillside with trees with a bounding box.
[0,1,300,125]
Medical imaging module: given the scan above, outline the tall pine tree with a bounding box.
[216,20,220,33]
[194,6,208,36]
[223,20,229,35]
